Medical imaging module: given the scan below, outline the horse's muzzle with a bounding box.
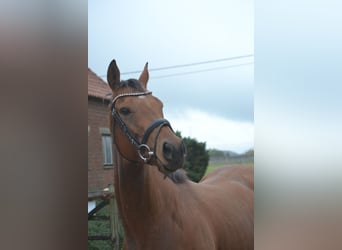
[162,141,186,172]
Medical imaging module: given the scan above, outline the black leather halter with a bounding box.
[111,91,172,163]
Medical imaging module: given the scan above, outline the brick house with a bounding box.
[88,68,115,204]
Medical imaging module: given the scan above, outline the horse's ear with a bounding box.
[107,60,120,90]
[138,62,149,88]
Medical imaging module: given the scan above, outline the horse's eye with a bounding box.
[119,107,131,116]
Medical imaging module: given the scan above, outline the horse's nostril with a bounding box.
[163,142,173,161]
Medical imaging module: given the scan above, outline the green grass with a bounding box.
[88,203,113,250]
[88,201,124,250]
[205,162,254,175]
[205,165,217,175]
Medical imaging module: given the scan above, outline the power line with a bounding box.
[150,62,253,79]
[122,54,253,74]
[99,54,253,77]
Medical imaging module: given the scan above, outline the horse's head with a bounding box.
[107,60,186,174]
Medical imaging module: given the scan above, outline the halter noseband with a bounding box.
[111,91,172,163]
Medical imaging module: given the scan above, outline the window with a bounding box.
[102,134,113,166]
[100,129,113,166]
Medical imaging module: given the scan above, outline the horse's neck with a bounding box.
[114,156,176,237]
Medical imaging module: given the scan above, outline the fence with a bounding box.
[88,185,123,250]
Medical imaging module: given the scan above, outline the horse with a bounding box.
[107,60,254,250]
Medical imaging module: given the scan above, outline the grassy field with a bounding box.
[205,162,254,175]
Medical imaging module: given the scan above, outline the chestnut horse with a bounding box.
[107,60,254,250]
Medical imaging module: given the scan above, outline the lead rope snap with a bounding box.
[138,144,154,162]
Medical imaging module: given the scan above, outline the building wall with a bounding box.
[88,97,115,192]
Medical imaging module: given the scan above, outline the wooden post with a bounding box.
[108,184,120,250]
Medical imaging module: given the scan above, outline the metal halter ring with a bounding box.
[138,144,154,162]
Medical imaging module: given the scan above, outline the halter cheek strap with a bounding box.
[111,91,172,163]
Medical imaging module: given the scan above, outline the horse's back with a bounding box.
[200,165,254,190]
[197,165,254,249]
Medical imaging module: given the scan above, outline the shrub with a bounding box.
[176,131,209,182]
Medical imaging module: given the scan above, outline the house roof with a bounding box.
[88,68,112,100]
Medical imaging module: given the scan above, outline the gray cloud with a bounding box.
[149,68,254,122]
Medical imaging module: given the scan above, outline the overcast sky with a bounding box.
[88,0,254,153]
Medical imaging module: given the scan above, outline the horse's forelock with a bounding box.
[120,79,145,92]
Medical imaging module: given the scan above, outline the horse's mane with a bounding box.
[167,169,188,184]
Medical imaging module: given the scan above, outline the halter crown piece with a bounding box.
[111,91,172,163]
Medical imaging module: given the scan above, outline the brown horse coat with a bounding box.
[114,159,253,250]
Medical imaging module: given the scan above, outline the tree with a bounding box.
[176,131,209,182]
[243,149,254,156]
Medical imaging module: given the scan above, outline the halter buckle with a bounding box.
[138,144,154,162]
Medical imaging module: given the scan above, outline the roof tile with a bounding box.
[88,68,112,100]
